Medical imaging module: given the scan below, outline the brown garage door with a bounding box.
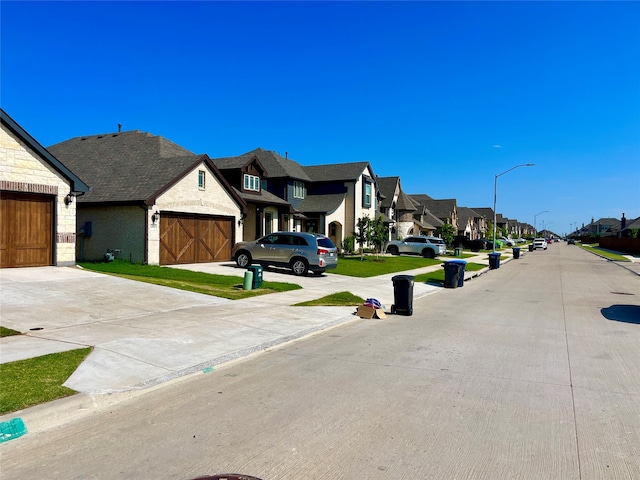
[0,192,53,268]
[159,213,233,265]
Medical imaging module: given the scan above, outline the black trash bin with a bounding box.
[488,252,501,270]
[391,275,414,316]
[528,244,534,252]
[247,265,263,289]
[512,247,521,259]
[443,260,467,288]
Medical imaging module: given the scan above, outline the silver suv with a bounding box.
[384,235,447,258]
[231,232,338,276]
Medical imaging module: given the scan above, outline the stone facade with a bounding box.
[1,123,77,266]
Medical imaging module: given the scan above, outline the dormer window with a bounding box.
[293,181,305,199]
[244,174,260,192]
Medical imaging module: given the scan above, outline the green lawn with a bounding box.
[331,255,442,277]
[0,326,21,337]
[79,260,302,299]
[580,245,630,262]
[0,348,92,415]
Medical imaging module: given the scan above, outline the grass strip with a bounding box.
[0,348,92,415]
[78,260,301,299]
[331,255,441,277]
[0,327,21,337]
[580,245,630,262]
[293,291,365,307]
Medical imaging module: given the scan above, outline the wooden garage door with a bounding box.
[159,213,233,265]
[0,192,53,268]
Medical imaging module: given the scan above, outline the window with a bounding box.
[293,181,305,199]
[363,181,372,208]
[244,174,260,192]
[198,170,206,189]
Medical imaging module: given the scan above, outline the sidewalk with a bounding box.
[0,251,500,431]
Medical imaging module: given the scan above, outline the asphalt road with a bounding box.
[1,243,639,479]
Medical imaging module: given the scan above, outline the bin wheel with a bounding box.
[391,305,396,314]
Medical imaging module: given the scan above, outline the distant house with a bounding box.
[48,130,247,265]
[457,207,485,240]
[376,176,417,240]
[409,194,458,232]
[1,109,89,267]
[586,217,620,237]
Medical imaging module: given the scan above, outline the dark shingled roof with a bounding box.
[396,190,417,211]
[409,195,456,219]
[217,148,311,181]
[296,193,346,214]
[304,161,372,182]
[457,207,482,226]
[48,130,245,210]
[376,176,399,208]
[471,207,494,219]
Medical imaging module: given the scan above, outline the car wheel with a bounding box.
[235,251,251,268]
[387,245,399,255]
[422,248,435,259]
[291,258,309,276]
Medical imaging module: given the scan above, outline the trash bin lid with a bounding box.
[488,252,501,257]
[392,274,415,281]
[448,259,467,264]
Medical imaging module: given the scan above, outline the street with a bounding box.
[1,243,639,479]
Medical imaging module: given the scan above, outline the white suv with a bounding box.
[533,238,548,250]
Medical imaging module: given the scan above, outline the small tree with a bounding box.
[370,215,388,259]
[355,216,370,259]
[435,221,455,249]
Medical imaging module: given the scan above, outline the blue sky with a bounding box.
[2,1,639,235]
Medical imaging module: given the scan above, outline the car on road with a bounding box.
[385,235,446,258]
[533,238,548,250]
[568,238,576,245]
[231,232,338,276]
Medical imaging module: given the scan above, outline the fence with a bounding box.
[598,237,640,255]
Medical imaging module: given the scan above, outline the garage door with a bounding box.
[159,213,233,265]
[0,192,53,268]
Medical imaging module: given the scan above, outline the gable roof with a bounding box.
[376,176,399,208]
[396,190,418,211]
[409,195,456,219]
[223,148,311,181]
[304,161,373,182]
[457,207,482,226]
[48,130,246,211]
[1,109,89,194]
[470,207,494,219]
[297,193,346,214]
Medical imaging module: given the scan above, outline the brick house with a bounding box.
[1,109,89,267]
[48,130,247,265]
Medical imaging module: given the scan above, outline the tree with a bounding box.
[435,221,455,249]
[355,216,370,259]
[370,215,388,259]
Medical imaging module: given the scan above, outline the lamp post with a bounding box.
[493,163,535,252]
[534,210,548,237]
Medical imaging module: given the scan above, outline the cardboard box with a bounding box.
[356,304,387,319]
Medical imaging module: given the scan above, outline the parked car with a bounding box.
[533,238,548,250]
[384,235,446,258]
[568,238,575,245]
[453,236,486,252]
[499,236,515,247]
[231,232,338,276]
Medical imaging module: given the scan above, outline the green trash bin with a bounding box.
[247,265,263,289]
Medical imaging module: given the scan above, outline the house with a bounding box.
[213,148,296,241]
[585,217,620,237]
[1,109,89,268]
[456,207,485,240]
[409,194,458,232]
[48,130,247,265]
[302,161,381,249]
[376,176,417,240]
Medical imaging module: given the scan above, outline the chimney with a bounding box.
[621,213,626,230]
[118,123,122,133]
[285,151,288,159]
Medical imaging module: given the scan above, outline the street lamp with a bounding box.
[493,163,535,252]
[534,210,549,237]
